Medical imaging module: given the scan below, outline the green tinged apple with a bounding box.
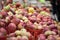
[39,0,45,3]
[15,9,22,14]
[12,2,16,5]
[40,11,50,16]
[15,30,21,36]
[4,5,10,11]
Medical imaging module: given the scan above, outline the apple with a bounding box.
[0,14,3,19]
[36,17,41,23]
[22,16,28,20]
[25,32,31,37]
[6,0,13,4]
[0,32,7,40]
[0,28,7,35]
[0,22,5,27]
[28,16,36,23]
[48,35,56,40]
[45,8,50,13]
[43,27,50,32]
[53,29,58,34]
[28,7,35,13]
[16,2,21,8]
[15,14,23,19]
[56,37,60,40]
[24,19,29,23]
[26,21,33,26]
[21,36,28,40]
[20,29,29,36]
[57,22,60,30]
[38,25,43,29]
[11,18,20,25]
[38,34,46,40]
[40,11,50,16]
[5,16,11,24]
[6,23,16,33]
[4,5,10,11]
[8,33,16,37]
[28,13,33,15]
[18,23,24,29]
[15,30,21,36]
[17,36,22,40]
[49,24,56,29]
[20,28,27,32]
[8,11,13,16]
[0,11,8,18]
[42,7,46,10]
[44,30,56,36]
[7,37,17,40]
[20,20,24,26]
[11,8,16,11]
[12,2,16,5]
[32,12,38,16]
[44,30,52,36]
[15,9,22,14]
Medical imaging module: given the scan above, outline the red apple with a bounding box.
[0,22,5,27]
[8,33,16,37]
[0,32,7,40]
[48,35,56,40]
[6,0,13,4]
[38,34,46,40]
[6,23,16,34]
[11,18,20,25]
[0,28,7,40]
[0,28,7,34]
[16,2,21,8]
[26,21,33,26]
[0,11,8,18]
[28,16,36,23]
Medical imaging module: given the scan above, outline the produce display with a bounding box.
[0,1,60,40]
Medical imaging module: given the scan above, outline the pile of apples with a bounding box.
[0,2,60,40]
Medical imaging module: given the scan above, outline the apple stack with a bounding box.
[0,2,60,40]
